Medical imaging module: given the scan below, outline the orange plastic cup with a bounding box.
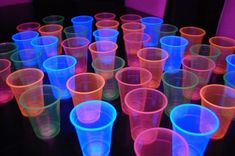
[200,84,235,139]
[16,22,41,32]
[179,26,206,56]
[94,12,116,21]
[137,47,169,88]
[182,55,215,100]
[121,22,146,36]
[209,36,235,74]
[6,68,44,116]
[120,14,142,24]
[96,20,119,30]
[38,24,63,55]
[66,73,105,106]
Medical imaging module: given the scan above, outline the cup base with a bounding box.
[82,141,110,156]
[213,66,226,75]
[0,91,14,104]
[189,145,201,156]
[148,81,160,89]
[103,90,119,101]
[35,123,60,140]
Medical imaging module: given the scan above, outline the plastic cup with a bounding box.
[121,22,146,36]
[160,36,188,71]
[160,24,178,37]
[209,36,235,74]
[70,100,117,156]
[123,32,150,67]
[137,47,169,88]
[96,20,119,30]
[179,26,206,56]
[19,85,62,139]
[61,37,90,74]
[16,22,41,32]
[120,14,142,24]
[38,24,63,55]
[182,55,215,100]
[226,54,235,72]
[10,49,41,69]
[94,12,116,21]
[161,69,199,116]
[92,56,125,101]
[170,104,219,156]
[71,15,94,42]
[6,68,44,116]
[12,31,39,51]
[190,44,221,62]
[66,73,105,106]
[42,15,65,25]
[0,42,18,59]
[224,71,235,89]
[140,17,164,47]
[125,88,167,140]
[0,59,13,104]
[134,128,189,156]
[63,25,88,39]
[93,28,119,43]
[43,55,77,100]
[200,84,235,139]
[115,67,152,114]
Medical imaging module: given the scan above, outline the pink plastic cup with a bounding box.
[94,12,116,21]
[121,22,146,36]
[96,20,119,30]
[120,14,142,24]
[16,22,41,32]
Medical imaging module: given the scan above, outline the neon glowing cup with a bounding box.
[42,15,65,25]
[125,88,167,140]
[209,36,235,74]
[160,35,188,71]
[92,56,125,101]
[6,68,44,116]
[120,14,142,24]
[94,12,116,21]
[121,22,146,36]
[200,84,235,139]
[61,37,90,74]
[96,20,119,30]
[134,128,189,156]
[226,54,235,72]
[179,26,206,56]
[137,47,168,88]
[170,104,219,156]
[16,22,41,32]
[63,25,88,39]
[0,59,13,104]
[70,100,116,156]
[66,73,105,106]
[182,55,215,100]
[93,28,119,43]
[161,69,199,116]
[43,55,77,100]
[115,67,152,114]
[224,71,235,89]
[0,42,17,59]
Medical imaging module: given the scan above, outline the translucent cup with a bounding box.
[96,19,119,30]
[134,128,189,156]
[160,36,188,71]
[115,67,152,114]
[16,22,41,32]
[170,104,219,156]
[38,24,63,55]
[125,88,168,140]
[137,47,169,88]
[190,44,221,62]
[182,55,215,100]
[93,28,119,43]
[209,36,235,74]
[94,12,116,21]
[6,68,44,116]
[0,59,13,104]
[0,42,18,59]
[161,69,199,116]
[88,40,118,61]
[43,55,77,100]
[66,73,105,106]
[224,71,235,89]
[42,15,65,25]
[71,15,94,42]
[92,56,125,101]
[123,32,150,67]
[226,54,235,72]
[121,22,146,36]
[70,100,117,156]
[200,84,235,139]
[160,24,178,37]
[140,16,164,47]
[19,85,62,139]
[63,25,88,39]
[120,14,142,24]
[61,37,90,74]
[179,26,206,56]
[12,31,39,51]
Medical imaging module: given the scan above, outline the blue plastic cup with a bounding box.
[170,104,219,156]
[224,71,235,88]
[93,28,119,43]
[226,54,235,72]
[71,15,94,42]
[70,100,117,156]
[140,17,163,47]
[160,36,188,71]
[12,31,39,51]
[43,55,77,99]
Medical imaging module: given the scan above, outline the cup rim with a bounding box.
[61,37,90,49]
[31,36,59,47]
[123,32,150,43]
[63,25,88,34]
[179,26,206,37]
[209,36,235,49]
[0,42,18,55]
[120,14,142,22]
[10,49,41,63]
[140,16,163,25]
[96,19,119,28]
[226,54,235,68]
[42,15,65,24]
[94,12,116,20]
[16,22,41,32]
[189,44,221,58]
[38,24,63,34]
[88,40,118,54]
[160,24,178,33]
[71,15,94,24]
[12,31,39,42]
[121,22,146,32]
[0,59,11,73]
[160,35,188,47]
[93,28,119,39]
